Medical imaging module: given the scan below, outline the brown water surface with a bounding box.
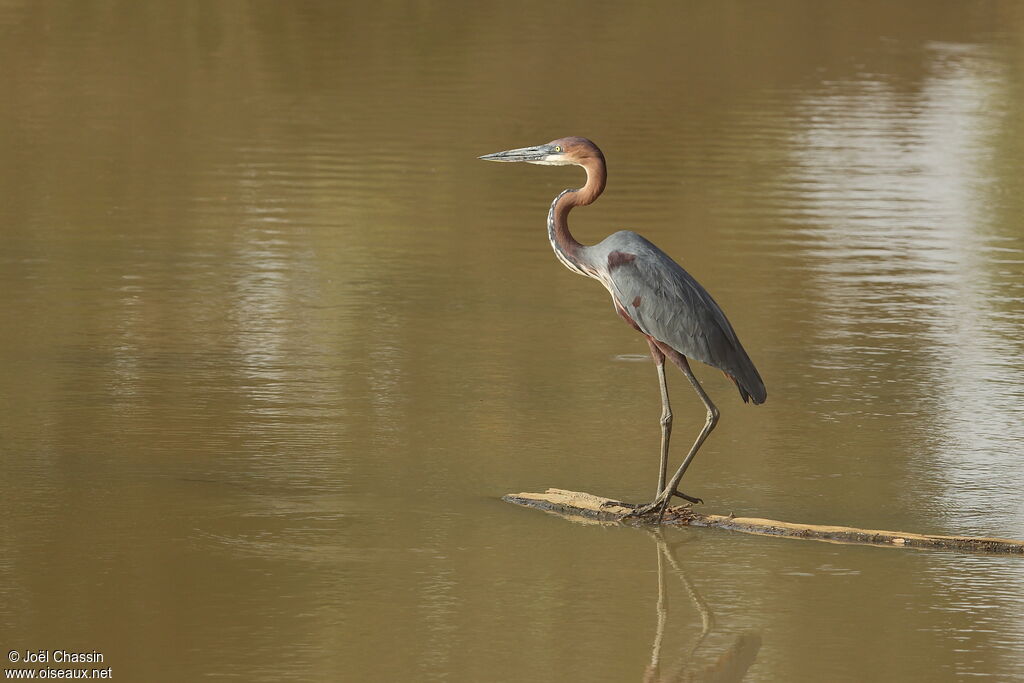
[2,2,1024,681]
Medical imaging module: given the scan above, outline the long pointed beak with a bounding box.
[479,144,555,163]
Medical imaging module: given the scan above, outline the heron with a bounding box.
[480,137,766,517]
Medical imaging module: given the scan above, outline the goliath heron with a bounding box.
[480,137,766,517]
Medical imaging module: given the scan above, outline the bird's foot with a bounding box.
[618,490,701,509]
[672,490,703,505]
[621,490,702,523]
[622,497,671,521]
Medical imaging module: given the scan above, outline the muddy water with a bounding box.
[2,2,1023,681]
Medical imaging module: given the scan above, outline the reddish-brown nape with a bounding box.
[548,137,607,268]
[550,136,606,206]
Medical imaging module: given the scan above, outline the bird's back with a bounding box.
[585,231,766,404]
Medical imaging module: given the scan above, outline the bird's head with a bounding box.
[479,136,603,167]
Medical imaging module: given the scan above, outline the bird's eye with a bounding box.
[554,146,561,153]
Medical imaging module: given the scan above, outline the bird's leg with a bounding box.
[629,351,718,520]
[622,341,705,519]
[647,338,672,497]
[657,354,719,514]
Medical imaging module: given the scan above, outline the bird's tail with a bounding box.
[734,381,766,405]
[727,360,766,405]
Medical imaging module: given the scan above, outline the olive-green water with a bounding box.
[2,2,1024,681]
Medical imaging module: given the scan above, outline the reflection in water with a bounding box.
[784,41,1024,533]
[644,533,761,683]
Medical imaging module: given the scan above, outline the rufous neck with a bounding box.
[547,157,606,274]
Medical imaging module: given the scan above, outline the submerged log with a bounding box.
[503,488,1024,555]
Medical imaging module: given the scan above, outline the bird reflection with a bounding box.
[643,531,761,683]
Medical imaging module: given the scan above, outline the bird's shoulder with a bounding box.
[593,229,657,254]
[592,231,698,298]
[591,231,743,354]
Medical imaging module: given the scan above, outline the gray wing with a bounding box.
[595,231,766,404]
